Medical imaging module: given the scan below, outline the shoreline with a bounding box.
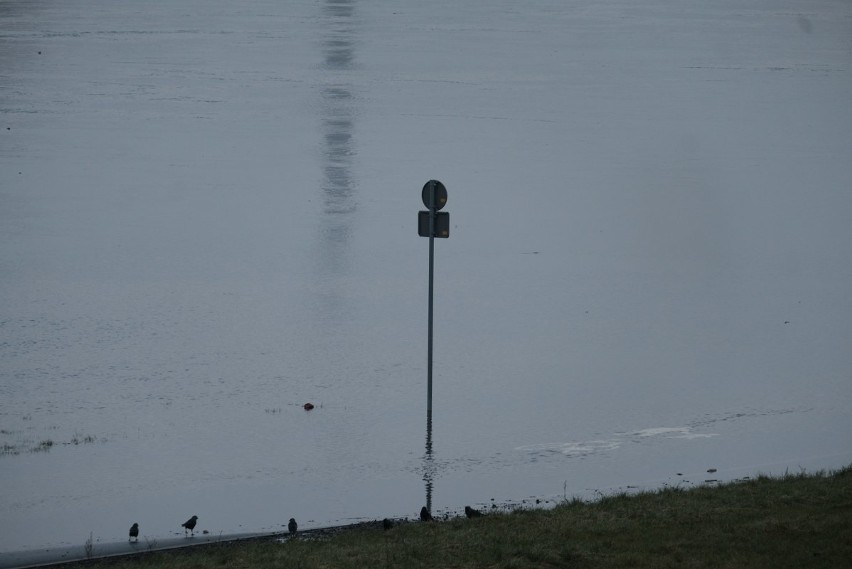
[4,466,849,569]
[0,521,392,569]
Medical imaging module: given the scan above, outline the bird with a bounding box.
[419,506,434,522]
[182,515,198,536]
[465,506,483,519]
[288,518,298,535]
[128,523,139,542]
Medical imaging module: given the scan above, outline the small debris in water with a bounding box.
[707,468,717,473]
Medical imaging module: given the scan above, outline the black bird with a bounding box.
[465,506,483,519]
[182,515,198,536]
[129,523,139,542]
[288,518,298,535]
[419,506,433,522]
[382,518,393,531]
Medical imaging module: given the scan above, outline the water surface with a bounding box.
[2,0,851,553]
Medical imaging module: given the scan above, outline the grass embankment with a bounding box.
[69,466,851,569]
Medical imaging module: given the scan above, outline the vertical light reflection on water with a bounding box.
[320,2,356,233]
[316,0,439,518]
[312,0,358,326]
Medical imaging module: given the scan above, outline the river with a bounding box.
[2,0,851,554]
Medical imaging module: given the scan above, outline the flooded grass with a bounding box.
[33,439,54,452]
[70,433,99,445]
[62,465,852,569]
[0,430,103,456]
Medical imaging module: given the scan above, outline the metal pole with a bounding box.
[427,182,435,416]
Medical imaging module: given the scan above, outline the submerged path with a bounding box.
[0,521,388,569]
[0,531,275,569]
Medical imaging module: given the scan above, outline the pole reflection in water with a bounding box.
[423,410,434,515]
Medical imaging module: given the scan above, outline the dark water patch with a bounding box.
[0,431,103,457]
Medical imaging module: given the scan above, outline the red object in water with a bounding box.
[303,403,315,410]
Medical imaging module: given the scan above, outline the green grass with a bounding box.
[68,466,852,569]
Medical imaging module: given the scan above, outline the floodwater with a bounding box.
[2,0,851,554]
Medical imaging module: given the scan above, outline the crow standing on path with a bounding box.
[420,506,434,522]
[288,518,298,535]
[465,506,483,518]
[128,523,139,542]
[182,515,198,536]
